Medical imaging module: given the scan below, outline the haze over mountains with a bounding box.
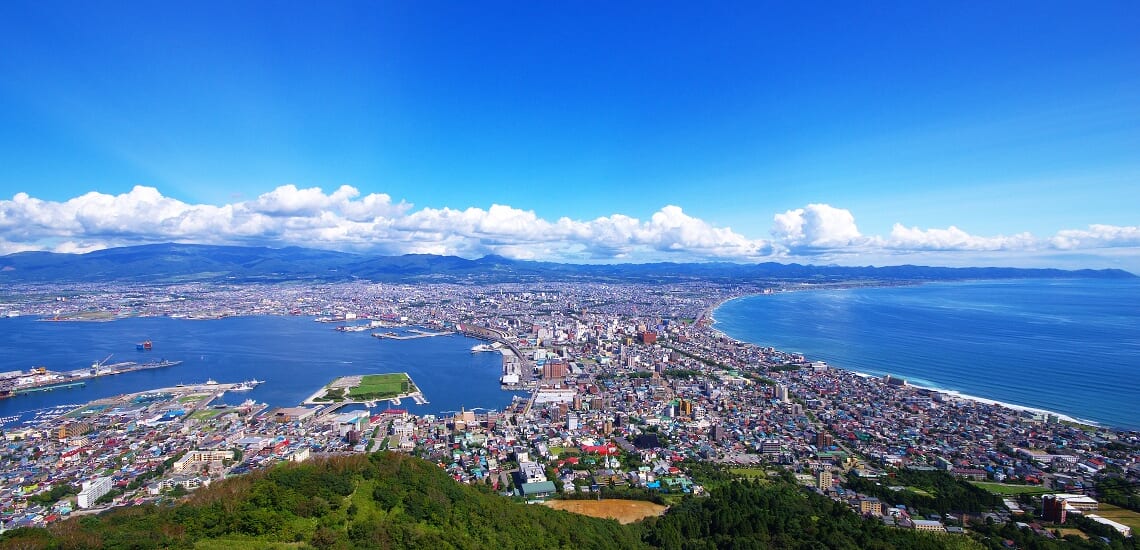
[0,243,1133,284]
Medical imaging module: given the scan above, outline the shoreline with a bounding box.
[707,287,1117,432]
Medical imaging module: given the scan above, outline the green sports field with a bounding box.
[347,373,415,400]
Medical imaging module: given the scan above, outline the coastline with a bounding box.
[708,288,1111,431]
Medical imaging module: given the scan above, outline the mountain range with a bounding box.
[0,243,1133,284]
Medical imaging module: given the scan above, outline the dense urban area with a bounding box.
[1,281,1138,549]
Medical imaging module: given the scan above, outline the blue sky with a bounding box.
[1,2,1138,270]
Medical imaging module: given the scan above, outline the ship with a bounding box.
[136,340,153,351]
[471,342,502,353]
[229,379,264,391]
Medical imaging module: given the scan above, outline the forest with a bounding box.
[0,452,1127,549]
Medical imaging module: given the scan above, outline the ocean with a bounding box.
[713,278,1140,429]
[0,316,521,426]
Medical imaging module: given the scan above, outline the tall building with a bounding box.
[711,424,725,441]
[77,476,113,508]
[678,399,693,417]
[817,431,833,449]
[776,384,790,403]
[543,360,567,380]
[817,470,833,491]
[1043,495,1067,523]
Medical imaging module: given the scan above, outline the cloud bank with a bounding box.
[1,185,1137,270]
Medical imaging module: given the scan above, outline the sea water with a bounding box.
[0,316,520,426]
[713,278,1140,429]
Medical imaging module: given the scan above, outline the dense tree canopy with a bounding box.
[0,452,1118,550]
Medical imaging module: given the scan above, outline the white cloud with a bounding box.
[0,188,1136,271]
[887,224,1037,251]
[1050,224,1140,250]
[771,204,863,249]
[0,186,770,262]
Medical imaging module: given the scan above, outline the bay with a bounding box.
[713,278,1140,429]
[0,316,518,425]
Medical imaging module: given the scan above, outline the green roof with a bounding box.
[520,481,557,496]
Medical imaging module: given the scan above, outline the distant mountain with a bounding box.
[0,243,1133,283]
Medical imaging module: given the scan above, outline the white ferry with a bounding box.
[229,379,264,391]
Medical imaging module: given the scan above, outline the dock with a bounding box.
[371,330,454,340]
[2,359,184,399]
[13,381,86,394]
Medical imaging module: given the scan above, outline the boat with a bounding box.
[229,379,263,391]
[136,340,153,351]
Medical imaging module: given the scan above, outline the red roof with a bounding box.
[581,445,618,456]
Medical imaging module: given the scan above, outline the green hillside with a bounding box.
[1,453,643,550]
[0,452,1069,550]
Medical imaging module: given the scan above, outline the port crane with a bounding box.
[90,354,112,374]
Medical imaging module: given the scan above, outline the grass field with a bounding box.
[1094,503,1140,533]
[348,373,414,400]
[729,468,769,480]
[545,499,667,524]
[1056,528,1088,539]
[189,409,225,421]
[904,486,934,498]
[971,482,1047,495]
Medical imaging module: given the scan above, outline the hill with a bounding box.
[0,243,1133,284]
[0,453,645,550]
[0,452,1002,550]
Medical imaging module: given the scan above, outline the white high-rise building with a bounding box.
[77,476,113,508]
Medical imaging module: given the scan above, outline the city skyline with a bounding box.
[1,3,1138,271]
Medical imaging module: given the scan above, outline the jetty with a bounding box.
[371,329,454,340]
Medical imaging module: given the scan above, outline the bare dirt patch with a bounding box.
[545,499,667,524]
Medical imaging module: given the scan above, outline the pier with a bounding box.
[371,330,454,340]
[1,359,183,399]
[13,381,86,394]
[458,323,536,390]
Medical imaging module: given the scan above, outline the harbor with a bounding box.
[0,315,520,426]
[0,357,183,399]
